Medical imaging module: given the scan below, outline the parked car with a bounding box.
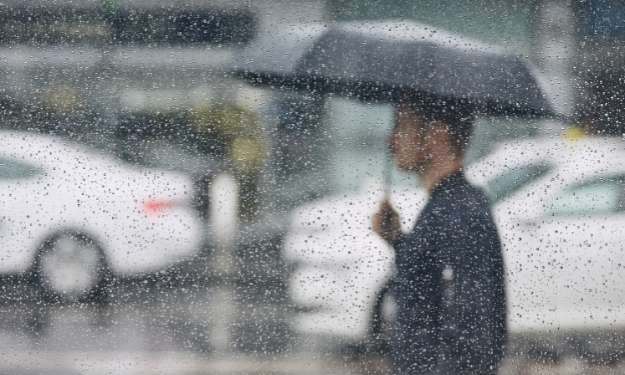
[284,133,625,345]
[0,131,203,302]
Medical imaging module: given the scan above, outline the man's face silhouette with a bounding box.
[389,100,431,173]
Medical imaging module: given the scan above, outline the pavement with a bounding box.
[0,300,625,374]
[1,348,625,375]
[0,351,381,375]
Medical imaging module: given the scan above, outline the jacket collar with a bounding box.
[430,169,466,198]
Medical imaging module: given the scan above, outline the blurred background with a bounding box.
[1,0,625,374]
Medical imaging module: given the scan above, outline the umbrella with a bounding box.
[228,20,556,117]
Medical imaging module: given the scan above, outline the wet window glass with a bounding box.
[3,1,625,374]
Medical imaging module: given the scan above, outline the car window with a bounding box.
[0,156,43,179]
[486,163,552,203]
[545,176,624,217]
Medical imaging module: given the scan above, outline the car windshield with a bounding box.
[0,156,43,179]
[486,163,553,203]
[546,176,625,216]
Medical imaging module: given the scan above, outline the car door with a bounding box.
[542,175,625,324]
[506,174,625,330]
[0,155,48,272]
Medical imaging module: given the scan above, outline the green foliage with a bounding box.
[98,0,120,15]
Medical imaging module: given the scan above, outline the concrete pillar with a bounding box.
[209,173,239,353]
[535,0,575,118]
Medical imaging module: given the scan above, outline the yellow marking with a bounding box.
[562,125,585,145]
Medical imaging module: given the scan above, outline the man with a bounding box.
[372,96,507,375]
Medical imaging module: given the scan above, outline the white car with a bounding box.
[0,131,203,302]
[284,134,625,343]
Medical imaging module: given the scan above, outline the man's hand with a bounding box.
[372,199,401,245]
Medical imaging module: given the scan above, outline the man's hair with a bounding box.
[402,94,475,156]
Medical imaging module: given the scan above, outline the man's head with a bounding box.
[388,95,474,173]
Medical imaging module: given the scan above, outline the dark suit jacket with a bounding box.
[390,171,507,375]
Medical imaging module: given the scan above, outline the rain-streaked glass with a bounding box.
[1,1,624,374]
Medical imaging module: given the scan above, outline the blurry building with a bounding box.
[3,0,625,207]
[574,0,625,135]
[0,0,327,217]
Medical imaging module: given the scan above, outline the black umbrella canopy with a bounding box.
[229,20,556,117]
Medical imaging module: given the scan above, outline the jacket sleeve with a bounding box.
[433,210,507,375]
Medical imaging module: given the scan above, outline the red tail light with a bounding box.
[141,199,180,215]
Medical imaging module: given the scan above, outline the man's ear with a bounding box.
[426,122,457,153]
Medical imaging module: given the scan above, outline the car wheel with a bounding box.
[35,231,108,303]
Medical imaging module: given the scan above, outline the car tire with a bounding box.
[368,284,393,355]
[34,230,109,303]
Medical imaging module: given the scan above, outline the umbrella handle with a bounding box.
[384,147,393,196]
